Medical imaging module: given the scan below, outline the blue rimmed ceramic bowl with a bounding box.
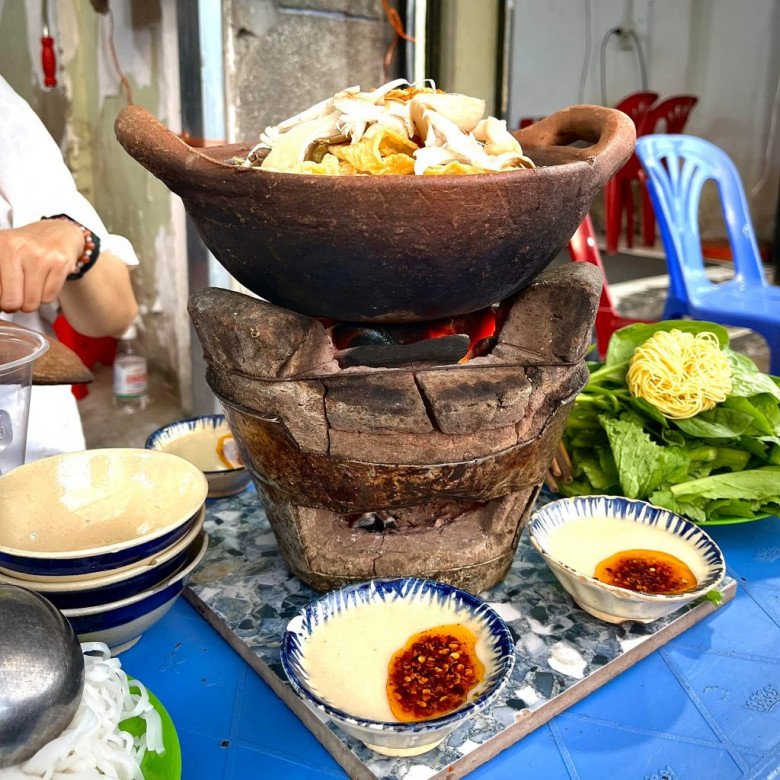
[0,449,208,580]
[146,415,251,498]
[281,578,515,757]
[62,530,208,654]
[529,496,726,624]
[0,508,205,610]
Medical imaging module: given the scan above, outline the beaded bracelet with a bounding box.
[42,214,101,280]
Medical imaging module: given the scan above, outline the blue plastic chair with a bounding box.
[636,134,780,374]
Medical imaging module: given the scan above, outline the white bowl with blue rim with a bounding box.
[0,448,207,581]
[146,415,251,498]
[62,530,208,654]
[281,577,515,757]
[0,507,205,610]
[529,496,726,624]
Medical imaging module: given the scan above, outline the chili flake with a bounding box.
[595,548,697,594]
[386,624,484,722]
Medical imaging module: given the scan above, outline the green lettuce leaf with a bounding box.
[673,407,755,439]
[649,489,708,523]
[626,396,669,426]
[726,350,780,401]
[600,413,689,498]
[750,394,780,434]
[706,499,762,518]
[670,467,780,501]
[723,396,777,436]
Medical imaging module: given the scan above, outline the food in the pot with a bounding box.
[560,321,780,523]
[386,624,484,722]
[241,79,535,176]
[594,549,697,594]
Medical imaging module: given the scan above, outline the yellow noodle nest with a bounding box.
[627,330,732,419]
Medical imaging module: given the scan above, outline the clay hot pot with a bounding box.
[115,104,634,323]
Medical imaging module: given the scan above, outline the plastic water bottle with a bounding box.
[113,323,148,412]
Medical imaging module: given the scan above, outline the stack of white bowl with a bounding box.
[0,448,209,654]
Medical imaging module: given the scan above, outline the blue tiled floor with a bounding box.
[469,724,572,780]
[661,646,780,755]
[554,715,745,780]
[567,652,723,742]
[234,659,343,771]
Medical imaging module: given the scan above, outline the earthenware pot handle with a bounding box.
[514,105,635,184]
[114,105,220,195]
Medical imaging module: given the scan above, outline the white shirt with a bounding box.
[0,76,139,462]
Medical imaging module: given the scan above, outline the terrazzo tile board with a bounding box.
[185,489,735,780]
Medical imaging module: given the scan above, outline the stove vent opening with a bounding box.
[345,499,488,535]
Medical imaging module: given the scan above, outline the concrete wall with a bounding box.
[223,0,393,143]
[0,0,190,402]
[437,0,500,117]
[508,0,780,241]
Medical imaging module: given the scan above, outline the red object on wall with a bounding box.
[52,315,117,400]
[604,91,659,255]
[568,214,651,358]
[637,96,699,247]
[41,35,57,88]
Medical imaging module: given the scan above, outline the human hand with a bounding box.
[0,220,84,313]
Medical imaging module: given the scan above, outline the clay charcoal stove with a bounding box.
[116,97,632,592]
[189,264,601,592]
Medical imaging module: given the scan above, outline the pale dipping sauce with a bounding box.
[159,428,232,472]
[301,595,491,721]
[544,515,708,584]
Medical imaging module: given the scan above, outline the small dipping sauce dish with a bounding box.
[281,578,515,756]
[529,496,726,624]
[146,415,251,498]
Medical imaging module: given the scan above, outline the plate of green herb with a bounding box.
[560,321,780,524]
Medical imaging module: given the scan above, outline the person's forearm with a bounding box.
[57,252,138,338]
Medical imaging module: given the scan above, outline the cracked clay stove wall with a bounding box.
[189,264,601,592]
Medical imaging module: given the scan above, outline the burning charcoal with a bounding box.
[381,322,456,345]
[336,334,470,368]
[330,324,395,350]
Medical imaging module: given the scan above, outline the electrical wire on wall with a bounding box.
[107,7,133,105]
[381,0,415,81]
[749,69,780,198]
[600,25,647,106]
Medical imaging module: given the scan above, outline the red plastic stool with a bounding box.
[568,215,651,358]
[604,91,659,254]
[52,315,117,399]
